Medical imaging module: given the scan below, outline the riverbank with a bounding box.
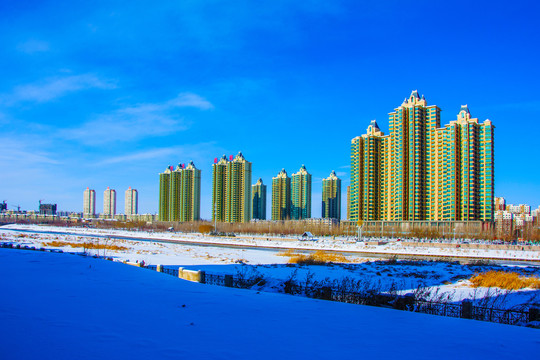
[1,223,539,263]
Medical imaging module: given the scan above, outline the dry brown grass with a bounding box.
[198,224,214,234]
[43,241,128,251]
[278,249,348,265]
[469,271,540,290]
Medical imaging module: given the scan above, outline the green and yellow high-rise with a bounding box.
[180,161,201,221]
[158,161,201,222]
[158,167,172,221]
[291,165,311,220]
[322,170,341,220]
[272,169,291,220]
[252,178,267,220]
[212,152,252,223]
[212,155,229,222]
[350,91,494,222]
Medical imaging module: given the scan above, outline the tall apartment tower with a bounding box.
[158,161,201,222]
[125,187,138,216]
[346,185,351,220]
[212,155,229,222]
[350,91,495,222]
[291,165,312,220]
[159,166,172,221]
[83,187,96,217]
[212,152,252,223]
[252,178,267,220]
[272,169,291,220]
[226,152,252,223]
[180,161,201,222]
[322,170,341,220]
[103,187,116,218]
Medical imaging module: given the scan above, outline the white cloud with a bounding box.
[61,93,213,145]
[17,40,50,53]
[0,137,61,166]
[96,142,218,166]
[2,74,116,105]
[167,93,214,110]
[336,171,347,177]
[97,147,179,165]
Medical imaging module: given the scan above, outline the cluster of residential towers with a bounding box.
[158,153,342,223]
[83,187,138,218]
[157,91,495,224]
[348,91,495,222]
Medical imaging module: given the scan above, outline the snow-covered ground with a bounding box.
[2,223,540,261]
[1,248,538,359]
[1,224,539,310]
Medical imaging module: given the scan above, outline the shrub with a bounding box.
[469,271,540,290]
[278,249,348,265]
[43,241,128,251]
[198,224,214,234]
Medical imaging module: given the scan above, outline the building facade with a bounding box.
[39,203,57,216]
[252,178,267,220]
[506,204,531,215]
[83,188,96,217]
[103,187,117,218]
[212,155,228,222]
[495,197,506,211]
[350,91,495,222]
[272,169,291,220]
[125,187,138,216]
[212,152,252,223]
[158,161,201,222]
[322,170,341,220]
[346,185,351,221]
[291,165,312,220]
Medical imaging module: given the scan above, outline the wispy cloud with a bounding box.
[62,93,213,145]
[97,147,180,166]
[1,74,116,105]
[167,93,214,110]
[17,39,50,53]
[0,137,61,166]
[96,142,217,166]
[339,165,350,169]
[336,171,347,177]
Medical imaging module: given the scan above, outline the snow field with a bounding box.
[1,226,539,310]
[1,248,539,360]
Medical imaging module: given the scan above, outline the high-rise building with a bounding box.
[272,169,291,220]
[322,170,341,220]
[226,152,252,223]
[103,187,117,218]
[252,178,267,220]
[125,187,138,216]
[212,155,229,222]
[346,185,351,221]
[291,165,311,220]
[83,188,96,217]
[180,161,201,222]
[350,91,495,222]
[159,166,172,221]
[158,161,201,222]
[212,152,252,223]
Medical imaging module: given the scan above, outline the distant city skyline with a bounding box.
[1,1,539,217]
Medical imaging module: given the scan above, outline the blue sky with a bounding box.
[1,0,539,218]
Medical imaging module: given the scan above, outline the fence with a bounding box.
[143,264,539,327]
